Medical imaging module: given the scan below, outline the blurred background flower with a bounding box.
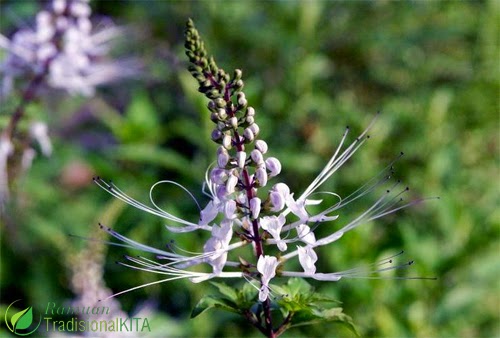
[0,1,498,337]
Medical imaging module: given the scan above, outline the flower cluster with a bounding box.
[95,20,426,302]
[0,0,136,97]
[95,19,429,306]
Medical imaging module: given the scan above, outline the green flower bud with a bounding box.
[215,98,226,108]
[229,116,238,129]
[218,108,227,120]
[234,79,244,89]
[234,69,242,80]
[246,116,255,125]
[223,134,232,149]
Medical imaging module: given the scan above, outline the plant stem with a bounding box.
[2,67,47,141]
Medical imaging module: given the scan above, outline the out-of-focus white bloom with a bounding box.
[29,121,52,156]
[0,137,14,203]
[0,0,138,97]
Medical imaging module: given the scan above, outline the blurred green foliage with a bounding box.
[1,1,498,337]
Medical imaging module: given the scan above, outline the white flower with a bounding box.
[203,221,233,274]
[29,121,52,156]
[257,255,279,302]
[296,223,316,245]
[260,215,287,251]
[297,246,317,275]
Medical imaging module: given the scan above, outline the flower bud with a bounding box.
[217,146,229,168]
[269,191,285,212]
[255,140,268,154]
[246,107,255,116]
[70,1,91,17]
[255,167,268,187]
[53,0,66,14]
[243,128,254,142]
[215,98,226,108]
[237,151,246,169]
[229,116,238,129]
[235,79,244,89]
[249,123,260,136]
[226,174,238,194]
[246,116,255,125]
[250,149,264,166]
[222,134,232,150]
[211,129,222,142]
[237,92,247,107]
[266,157,281,177]
[234,69,242,80]
[272,183,290,197]
[249,197,261,219]
[217,108,227,120]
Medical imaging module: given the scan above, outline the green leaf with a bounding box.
[237,282,259,307]
[209,282,238,303]
[112,91,161,144]
[283,277,313,298]
[191,295,239,318]
[11,307,33,331]
[291,307,359,336]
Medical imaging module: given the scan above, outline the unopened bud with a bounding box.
[237,92,247,107]
[269,191,285,212]
[249,123,260,136]
[237,151,246,169]
[255,167,268,187]
[226,174,238,194]
[234,69,242,80]
[222,134,232,149]
[217,146,229,167]
[243,128,255,142]
[246,116,255,125]
[229,116,238,129]
[251,149,264,166]
[266,157,281,177]
[249,197,261,219]
[235,79,244,89]
[246,107,255,116]
[215,98,226,108]
[217,108,227,120]
[255,140,268,154]
[211,129,222,142]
